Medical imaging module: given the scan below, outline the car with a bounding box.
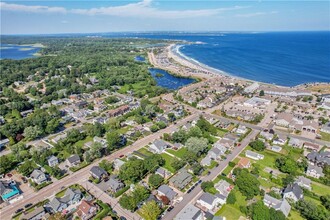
[119,216,127,220]
[15,208,24,214]
[24,203,32,209]
[21,177,28,183]
[119,155,125,158]
[167,206,174,212]
[187,189,192,193]
[198,180,202,184]
[6,173,13,178]
[60,186,66,190]
[191,186,195,190]
[207,171,211,175]
[215,164,219,167]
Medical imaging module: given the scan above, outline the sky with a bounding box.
[1,0,329,34]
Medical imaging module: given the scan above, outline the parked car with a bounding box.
[15,208,24,214]
[167,206,174,212]
[21,177,28,183]
[24,203,32,209]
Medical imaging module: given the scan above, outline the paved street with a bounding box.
[162,129,259,220]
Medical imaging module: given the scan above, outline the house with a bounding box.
[196,193,221,211]
[174,203,204,220]
[260,131,274,141]
[75,101,88,109]
[76,200,97,220]
[47,156,59,167]
[0,138,9,149]
[243,97,271,107]
[214,180,232,198]
[89,166,108,180]
[107,175,124,193]
[273,134,287,145]
[169,169,192,190]
[245,150,264,160]
[93,136,107,148]
[283,183,304,202]
[238,157,251,169]
[49,188,82,212]
[306,165,324,179]
[106,105,129,117]
[157,185,177,201]
[200,156,212,167]
[30,169,47,185]
[321,122,330,134]
[235,125,248,134]
[0,180,21,203]
[304,142,321,151]
[270,145,282,153]
[19,206,46,220]
[306,151,330,167]
[66,154,81,167]
[113,159,125,171]
[274,113,293,127]
[263,194,291,217]
[289,138,303,148]
[208,147,224,160]
[301,121,318,134]
[155,167,172,179]
[244,82,259,93]
[149,139,168,154]
[295,176,312,190]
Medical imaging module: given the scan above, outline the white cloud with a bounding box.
[1,0,247,19]
[0,2,67,13]
[235,11,278,18]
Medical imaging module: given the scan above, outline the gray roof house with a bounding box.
[155,167,172,179]
[30,169,47,185]
[19,206,46,220]
[288,137,303,148]
[49,188,82,212]
[263,194,291,217]
[306,164,324,179]
[169,169,192,190]
[89,166,108,180]
[107,175,124,193]
[283,183,304,202]
[214,180,232,198]
[47,155,59,167]
[157,185,177,201]
[200,156,212,167]
[245,150,264,160]
[321,122,330,134]
[113,159,125,171]
[149,139,168,154]
[306,151,330,167]
[66,154,81,167]
[174,204,203,220]
[295,176,312,190]
[196,192,222,210]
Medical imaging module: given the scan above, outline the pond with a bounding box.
[149,68,196,90]
[0,44,41,60]
[134,55,146,62]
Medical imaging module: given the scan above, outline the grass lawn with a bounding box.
[305,195,322,206]
[217,129,228,138]
[166,148,188,159]
[117,126,131,135]
[232,157,240,164]
[74,136,93,148]
[215,205,244,220]
[311,181,330,197]
[137,147,154,156]
[321,132,330,142]
[160,153,176,173]
[288,210,304,220]
[222,165,234,175]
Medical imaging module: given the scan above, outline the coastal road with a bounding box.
[0,113,199,220]
[163,129,259,220]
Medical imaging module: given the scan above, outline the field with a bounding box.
[137,147,154,156]
[160,153,176,173]
[166,148,188,159]
[215,189,247,220]
[320,132,330,142]
[311,181,330,196]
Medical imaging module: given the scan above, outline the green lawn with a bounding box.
[215,204,244,220]
[321,132,330,141]
[74,136,93,148]
[217,129,228,138]
[311,181,330,197]
[137,147,154,156]
[166,148,188,159]
[160,153,176,173]
[222,165,234,175]
[288,210,304,220]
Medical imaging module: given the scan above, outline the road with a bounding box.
[0,113,198,219]
[163,129,259,220]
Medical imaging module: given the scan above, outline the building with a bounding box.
[235,125,248,134]
[306,151,330,167]
[244,82,259,93]
[93,136,107,148]
[66,154,81,167]
[0,180,21,203]
[157,185,177,201]
[283,183,304,202]
[295,176,312,190]
[107,175,124,193]
[306,165,324,179]
[263,194,291,217]
[47,156,59,167]
[174,204,204,220]
[106,105,129,117]
[89,166,108,180]
[169,169,192,190]
[0,138,10,149]
[149,139,168,154]
[155,167,172,179]
[30,169,47,185]
[321,122,330,134]
[245,150,264,160]
[113,159,125,171]
[270,145,282,153]
[196,193,221,211]
[288,138,303,148]
[200,156,212,167]
[76,200,97,220]
[49,188,82,212]
[304,142,321,151]
[19,206,46,220]
[214,180,232,198]
[243,97,271,107]
[238,157,251,169]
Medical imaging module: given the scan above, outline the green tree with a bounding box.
[185,137,208,155]
[201,181,214,192]
[249,140,266,151]
[234,168,260,199]
[227,190,237,204]
[259,90,265,96]
[250,201,270,220]
[17,160,35,176]
[171,158,186,171]
[99,159,113,173]
[23,126,43,141]
[119,158,146,183]
[295,199,329,220]
[45,118,60,134]
[137,201,161,220]
[275,157,298,175]
[320,195,330,210]
[106,130,122,151]
[148,174,164,188]
[150,124,159,133]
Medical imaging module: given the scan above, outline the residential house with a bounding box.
[0,138,9,149]
[169,169,192,190]
[263,194,291,217]
[238,158,251,169]
[76,200,97,220]
[19,206,46,220]
[107,175,124,193]
[295,176,312,190]
[273,134,287,145]
[0,180,21,203]
[66,154,81,167]
[149,139,168,154]
[321,122,330,134]
[260,131,274,141]
[306,165,324,179]
[155,167,172,179]
[283,183,304,202]
[174,204,204,220]
[49,188,82,212]
[47,156,59,167]
[301,121,318,134]
[289,138,303,148]
[196,193,221,211]
[106,105,129,117]
[214,180,232,198]
[113,159,125,171]
[270,146,282,153]
[93,136,107,148]
[30,169,47,185]
[306,151,330,167]
[245,150,264,160]
[200,156,212,167]
[244,82,259,93]
[89,166,108,180]
[235,125,248,134]
[304,142,320,151]
[157,185,178,201]
[274,113,293,127]
[243,97,271,108]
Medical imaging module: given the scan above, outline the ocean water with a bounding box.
[0,44,41,60]
[149,68,196,89]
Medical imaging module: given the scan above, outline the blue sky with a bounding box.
[1,0,329,34]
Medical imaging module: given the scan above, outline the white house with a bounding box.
[196,193,221,211]
[295,176,312,190]
[306,165,324,179]
[245,150,264,160]
[47,155,59,167]
[149,139,168,154]
[263,194,291,217]
[283,183,304,202]
[30,169,47,185]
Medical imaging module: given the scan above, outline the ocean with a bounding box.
[1,32,329,86]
